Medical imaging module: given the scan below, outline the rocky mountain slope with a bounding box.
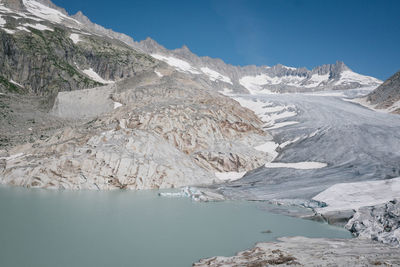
[0,0,275,190]
[0,0,157,95]
[365,70,400,114]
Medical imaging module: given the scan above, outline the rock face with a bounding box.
[2,0,24,10]
[0,1,157,95]
[367,70,400,114]
[194,236,400,267]
[0,69,272,190]
[346,199,400,247]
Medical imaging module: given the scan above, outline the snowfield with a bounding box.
[151,54,201,74]
[313,178,400,213]
[23,0,80,24]
[200,67,232,84]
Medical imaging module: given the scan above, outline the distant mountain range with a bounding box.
[136,38,382,94]
[0,0,382,95]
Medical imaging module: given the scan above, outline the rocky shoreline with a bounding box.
[193,236,400,266]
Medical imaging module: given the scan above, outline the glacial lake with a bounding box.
[0,186,351,267]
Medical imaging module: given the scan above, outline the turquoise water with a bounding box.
[0,186,351,267]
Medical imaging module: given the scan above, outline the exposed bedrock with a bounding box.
[193,236,400,267]
[0,71,272,190]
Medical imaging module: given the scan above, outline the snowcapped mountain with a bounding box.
[0,0,382,95]
[136,38,382,94]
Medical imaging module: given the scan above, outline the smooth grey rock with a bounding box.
[194,236,400,266]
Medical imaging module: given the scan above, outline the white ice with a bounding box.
[83,68,114,84]
[304,73,329,88]
[154,70,163,77]
[23,0,80,24]
[23,23,53,31]
[313,177,400,213]
[151,54,201,74]
[113,102,122,109]
[0,15,6,27]
[69,33,81,44]
[200,67,232,84]
[336,70,382,86]
[10,80,23,88]
[215,171,246,182]
[254,141,279,159]
[265,161,327,170]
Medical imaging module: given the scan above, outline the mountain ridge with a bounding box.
[0,0,381,95]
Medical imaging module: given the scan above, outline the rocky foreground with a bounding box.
[193,236,400,267]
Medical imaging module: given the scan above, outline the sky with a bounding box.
[52,0,400,80]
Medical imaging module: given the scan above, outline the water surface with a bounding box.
[0,186,351,267]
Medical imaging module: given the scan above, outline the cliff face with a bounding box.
[0,28,157,95]
[0,1,157,95]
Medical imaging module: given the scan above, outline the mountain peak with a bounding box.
[72,10,91,24]
[334,60,350,71]
[138,37,166,53]
[180,45,190,51]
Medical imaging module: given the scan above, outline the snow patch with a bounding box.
[215,171,246,182]
[16,26,30,32]
[336,70,382,86]
[3,28,15,34]
[265,161,327,170]
[200,67,232,84]
[304,73,330,88]
[313,177,400,213]
[10,80,23,88]
[0,5,11,13]
[24,23,53,31]
[254,141,279,159]
[113,102,122,109]
[83,68,114,84]
[154,70,163,77]
[0,15,6,27]
[282,65,297,70]
[239,74,273,94]
[69,33,81,44]
[23,0,80,24]
[151,54,201,74]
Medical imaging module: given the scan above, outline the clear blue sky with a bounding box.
[53,0,399,80]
